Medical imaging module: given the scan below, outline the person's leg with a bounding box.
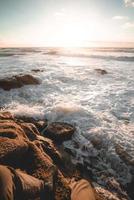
[15,169,45,199]
[0,164,54,200]
[0,165,15,200]
[70,178,96,200]
[15,169,54,200]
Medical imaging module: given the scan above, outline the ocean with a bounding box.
[0,47,134,189]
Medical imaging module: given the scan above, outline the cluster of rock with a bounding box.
[0,111,132,200]
[0,68,108,91]
[0,74,40,91]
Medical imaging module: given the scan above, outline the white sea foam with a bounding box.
[0,47,134,189]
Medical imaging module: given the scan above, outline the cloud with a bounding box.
[122,22,134,28]
[124,0,134,7]
[112,15,129,20]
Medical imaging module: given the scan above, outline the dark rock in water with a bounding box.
[0,74,40,91]
[106,177,128,199]
[95,68,108,75]
[58,145,76,176]
[115,144,134,166]
[14,74,40,85]
[94,184,122,200]
[31,69,44,73]
[126,177,134,200]
[42,122,75,143]
[90,137,102,150]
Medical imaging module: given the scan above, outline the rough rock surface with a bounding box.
[0,74,40,91]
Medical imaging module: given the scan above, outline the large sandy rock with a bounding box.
[0,120,29,140]
[0,137,28,167]
[23,142,71,200]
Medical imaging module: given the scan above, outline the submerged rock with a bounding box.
[31,69,44,73]
[0,74,40,91]
[95,68,108,75]
[115,144,134,166]
[42,122,75,143]
[126,177,134,200]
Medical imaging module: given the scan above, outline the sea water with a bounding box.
[0,47,134,188]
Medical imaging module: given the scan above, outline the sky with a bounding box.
[0,0,134,47]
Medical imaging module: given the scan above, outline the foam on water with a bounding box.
[0,47,134,189]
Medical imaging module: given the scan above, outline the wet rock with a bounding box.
[115,144,134,166]
[43,122,75,143]
[0,112,14,120]
[126,177,134,200]
[95,68,108,75]
[58,145,76,176]
[90,137,102,149]
[16,115,48,132]
[31,69,44,73]
[106,177,128,199]
[94,184,125,200]
[0,74,40,91]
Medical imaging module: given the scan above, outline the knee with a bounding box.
[0,165,14,200]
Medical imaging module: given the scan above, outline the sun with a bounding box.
[50,22,87,47]
[17,13,109,47]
